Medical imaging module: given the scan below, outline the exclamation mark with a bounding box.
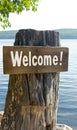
[60,51,63,66]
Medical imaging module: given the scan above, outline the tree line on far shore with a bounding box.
[0,29,77,39]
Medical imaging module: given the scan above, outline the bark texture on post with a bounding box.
[1,29,60,130]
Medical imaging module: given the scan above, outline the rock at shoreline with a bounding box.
[56,124,73,130]
[0,111,3,126]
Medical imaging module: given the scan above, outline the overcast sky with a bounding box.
[1,0,77,30]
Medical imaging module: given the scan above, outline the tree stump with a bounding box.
[1,29,60,130]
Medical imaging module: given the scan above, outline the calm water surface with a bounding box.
[0,39,77,129]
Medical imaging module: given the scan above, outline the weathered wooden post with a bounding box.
[1,29,60,130]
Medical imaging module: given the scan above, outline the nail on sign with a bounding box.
[3,46,69,74]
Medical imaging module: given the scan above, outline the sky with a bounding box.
[1,0,77,30]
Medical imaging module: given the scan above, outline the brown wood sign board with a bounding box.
[3,46,69,74]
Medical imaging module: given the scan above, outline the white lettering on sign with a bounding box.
[10,51,23,67]
[10,51,63,67]
[60,51,63,66]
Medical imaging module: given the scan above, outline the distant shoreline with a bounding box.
[0,29,77,39]
[1,38,77,40]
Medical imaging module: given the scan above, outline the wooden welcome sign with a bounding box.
[3,46,68,74]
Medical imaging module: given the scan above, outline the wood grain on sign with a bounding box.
[3,46,68,74]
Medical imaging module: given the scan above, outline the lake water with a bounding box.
[0,39,77,129]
